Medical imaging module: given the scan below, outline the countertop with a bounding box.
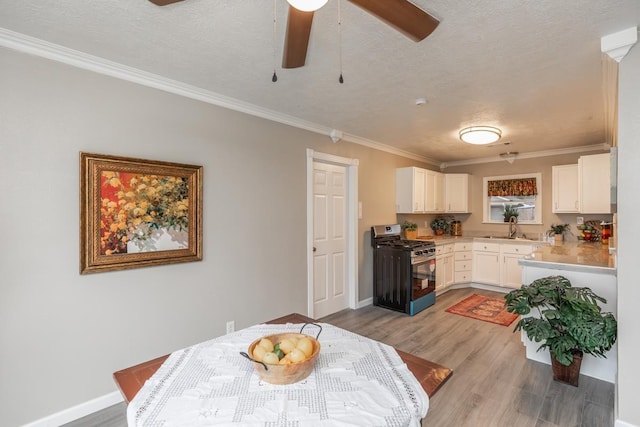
[416,235,543,245]
[520,241,616,275]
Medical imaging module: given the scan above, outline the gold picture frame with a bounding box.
[80,152,202,274]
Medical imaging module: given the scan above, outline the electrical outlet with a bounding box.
[577,216,584,225]
[226,320,235,334]
[424,221,429,228]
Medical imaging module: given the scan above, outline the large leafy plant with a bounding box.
[504,275,617,366]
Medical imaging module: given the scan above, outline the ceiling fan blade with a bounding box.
[282,6,314,69]
[347,0,439,41]
[148,0,184,5]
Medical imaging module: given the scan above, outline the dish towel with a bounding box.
[127,322,428,426]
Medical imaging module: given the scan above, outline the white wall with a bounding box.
[0,47,423,426]
[616,42,640,427]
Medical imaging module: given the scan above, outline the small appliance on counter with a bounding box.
[450,220,462,236]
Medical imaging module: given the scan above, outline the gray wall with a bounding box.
[0,47,425,425]
[616,43,640,427]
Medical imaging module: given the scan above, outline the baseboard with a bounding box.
[22,391,124,427]
[357,297,373,308]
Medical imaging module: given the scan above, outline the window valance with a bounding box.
[487,178,538,197]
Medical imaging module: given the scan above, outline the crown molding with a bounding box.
[340,132,440,166]
[0,27,438,165]
[439,143,610,169]
[601,27,638,62]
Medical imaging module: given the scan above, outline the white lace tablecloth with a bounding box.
[127,323,428,426]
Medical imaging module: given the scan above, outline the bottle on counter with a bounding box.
[601,222,611,245]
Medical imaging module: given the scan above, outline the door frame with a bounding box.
[306,148,359,318]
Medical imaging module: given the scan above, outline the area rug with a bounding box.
[445,294,518,326]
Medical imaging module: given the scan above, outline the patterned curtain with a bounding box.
[487,178,538,196]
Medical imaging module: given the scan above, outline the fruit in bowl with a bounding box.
[244,331,321,385]
[252,335,315,365]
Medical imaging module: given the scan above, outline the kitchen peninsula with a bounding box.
[519,242,617,383]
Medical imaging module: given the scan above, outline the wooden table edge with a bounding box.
[113,312,452,403]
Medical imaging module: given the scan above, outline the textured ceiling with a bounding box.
[1,0,639,163]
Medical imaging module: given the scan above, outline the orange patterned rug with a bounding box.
[445,294,518,326]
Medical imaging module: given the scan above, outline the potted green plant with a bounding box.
[504,275,617,386]
[401,220,418,240]
[546,223,571,242]
[503,204,519,222]
[429,217,450,236]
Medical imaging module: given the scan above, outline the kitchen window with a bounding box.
[482,173,542,224]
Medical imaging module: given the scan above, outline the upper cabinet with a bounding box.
[396,167,427,213]
[425,170,445,213]
[552,164,579,213]
[445,174,471,213]
[551,154,611,214]
[397,167,469,214]
[579,153,611,214]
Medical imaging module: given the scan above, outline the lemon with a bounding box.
[278,338,296,355]
[296,337,313,357]
[258,338,274,352]
[288,348,306,363]
[262,352,280,365]
[252,345,267,361]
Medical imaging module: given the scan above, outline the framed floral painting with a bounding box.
[80,152,202,274]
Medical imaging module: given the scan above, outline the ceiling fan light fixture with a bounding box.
[287,0,328,12]
[459,126,502,145]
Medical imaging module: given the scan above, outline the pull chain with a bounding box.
[338,0,344,83]
[272,0,278,82]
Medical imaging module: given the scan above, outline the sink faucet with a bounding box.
[508,215,518,238]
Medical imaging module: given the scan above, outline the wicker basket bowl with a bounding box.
[246,332,321,385]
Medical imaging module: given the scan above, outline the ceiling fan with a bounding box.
[148,0,439,69]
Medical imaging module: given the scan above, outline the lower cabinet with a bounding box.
[501,244,533,289]
[472,241,535,288]
[435,243,455,291]
[472,242,501,285]
[453,241,472,284]
[436,239,537,291]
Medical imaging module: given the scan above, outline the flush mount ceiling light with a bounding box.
[287,0,328,12]
[459,126,502,145]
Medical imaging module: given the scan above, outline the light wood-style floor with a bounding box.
[63,288,614,427]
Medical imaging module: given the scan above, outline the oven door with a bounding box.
[411,255,436,300]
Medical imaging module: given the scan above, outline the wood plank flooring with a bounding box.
[62,288,614,427]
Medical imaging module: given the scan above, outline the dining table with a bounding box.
[114,313,453,426]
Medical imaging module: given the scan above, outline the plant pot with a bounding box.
[555,233,563,242]
[551,351,583,387]
[435,229,444,236]
[405,229,418,240]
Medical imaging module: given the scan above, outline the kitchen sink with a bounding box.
[480,235,532,241]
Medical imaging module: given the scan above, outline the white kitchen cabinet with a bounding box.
[453,241,472,284]
[435,243,454,291]
[472,242,501,286]
[500,244,533,288]
[445,174,471,213]
[579,153,611,214]
[425,170,445,213]
[552,164,579,213]
[396,167,426,213]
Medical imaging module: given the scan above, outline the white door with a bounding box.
[312,162,348,318]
